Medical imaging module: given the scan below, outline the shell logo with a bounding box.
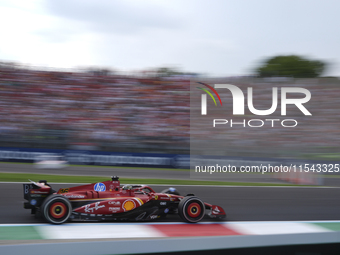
[123,200,136,211]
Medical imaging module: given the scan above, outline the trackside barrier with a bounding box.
[0,147,190,169]
[0,147,330,185]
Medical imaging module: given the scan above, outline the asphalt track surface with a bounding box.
[1,163,340,224]
[1,182,340,224]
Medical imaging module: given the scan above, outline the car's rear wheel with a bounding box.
[41,195,72,224]
[178,196,205,223]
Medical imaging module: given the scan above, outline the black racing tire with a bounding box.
[41,194,72,224]
[178,196,205,223]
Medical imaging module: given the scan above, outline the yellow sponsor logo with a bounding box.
[123,200,135,211]
[60,188,69,194]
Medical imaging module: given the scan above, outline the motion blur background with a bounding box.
[1,2,340,254]
[0,0,339,161]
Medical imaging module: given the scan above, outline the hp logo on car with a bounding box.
[94,183,106,192]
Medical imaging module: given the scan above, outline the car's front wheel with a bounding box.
[178,196,205,223]
[41,195,72,224]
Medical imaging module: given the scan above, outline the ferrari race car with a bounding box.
[23,176,226,224]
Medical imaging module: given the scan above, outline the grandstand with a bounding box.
[0,62,190,154]
[1,61,339,160]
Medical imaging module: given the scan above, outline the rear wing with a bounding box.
[23,180,54,208]
[23,183,37,200]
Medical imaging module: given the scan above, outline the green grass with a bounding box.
[303,153,340,160]
[0,172,303,186]
[0,162,271,175]
[72,164,190,171]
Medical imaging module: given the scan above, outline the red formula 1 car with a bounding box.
[23,176,226,224]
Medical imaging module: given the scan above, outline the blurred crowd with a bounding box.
[0,63,190,153]
[0,62,339,158]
